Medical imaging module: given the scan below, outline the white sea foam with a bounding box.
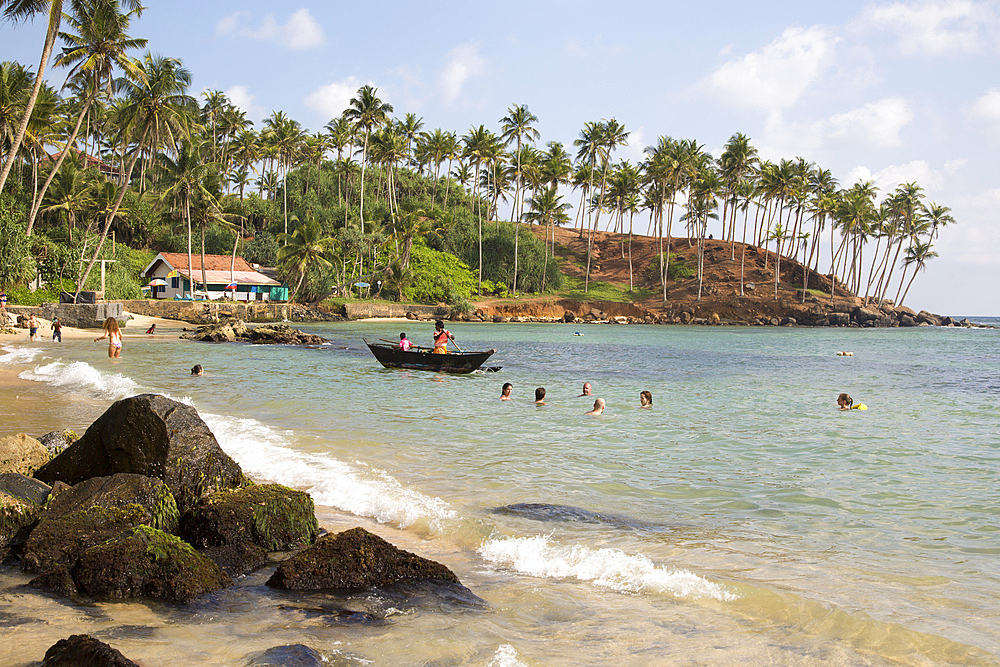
[487,645,527,667]
[0,344,43,366]
[18,360,140,400]
[479,535,737,602]
[201,412,458,531]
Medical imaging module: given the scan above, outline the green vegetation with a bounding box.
[562,277,652,303]
[645,253,696,282]
[0,1,953,309]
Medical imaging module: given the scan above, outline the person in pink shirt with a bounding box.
[398,332,412,351]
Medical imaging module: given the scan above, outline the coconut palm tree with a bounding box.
[0,60,34,162]
[718,132,758,255]
[262,110,302,240]
[343,85,392,235]
[500,103,539,294]
[525,186,570,292]
[26,0,147,236]
[40,148,94,243]
[462,124,495,294]
[277,218,335,302]
[898,240,937,306]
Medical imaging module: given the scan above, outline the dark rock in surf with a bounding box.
[34,394,246,513]
[71,525,231,602]
[246,644,327,667]
[37,431,77,458]
[41,634,140,667]
[247,323,326,345]
[267,527,461,592]
[0,475,48,559]
[21,474,178,573]
[202,541,268,577]
[180,483,318,551]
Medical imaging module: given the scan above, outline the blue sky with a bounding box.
[4,0,999,315]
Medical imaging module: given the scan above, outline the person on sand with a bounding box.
[398,332,412,351]
[146,323,156,334]
[500,382,513,400]
[535,387,546,405]
[578,382,593,397]
[51,317,62,343]
[433,320,454,354]
[585,397,605,416]
[28,314,39,341]
[640,390,652,408]
[191,364,203,376]
[94,316,122,359]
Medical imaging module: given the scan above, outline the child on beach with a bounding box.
[28,314,39,341]
[146,323,156,334]
[51,317,62,343]
[94,317,122,358]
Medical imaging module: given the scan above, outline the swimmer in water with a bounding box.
[578,382,592,397]
[837,393,867,410]
[640,390,652,408]
[535,387,546,405]
[500,382,512,400]
[585,397,605,415]
[191,364,204,376]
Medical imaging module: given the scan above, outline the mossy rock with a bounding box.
[71,525,232,603]
[202,542,269,577]
[22,474,179,572]
[267,527,461,592]
[0,491,41,559]
[180,483,318,551]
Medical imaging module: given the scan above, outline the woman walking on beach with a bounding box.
[94,317,122,359]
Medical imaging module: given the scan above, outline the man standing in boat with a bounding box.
[433,320,455,354]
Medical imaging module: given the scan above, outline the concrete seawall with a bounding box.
[120,300,295,324]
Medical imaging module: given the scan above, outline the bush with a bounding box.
[0,208,36,290]
[405,240,476,303]
[244,232,279,266]
[646,253,695,281]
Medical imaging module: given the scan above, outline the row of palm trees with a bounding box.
[1,0,952,306]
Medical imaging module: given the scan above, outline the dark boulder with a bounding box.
[41,634,139,667]
[917,310,942,326]
[267,527,461,592]
[22,474,179,573]
[1,490,42,560]
[829,312,851,326]
[180,483,318,551]
[34,394,246,513]
[900,314,918,327]
[246,644,326,667]
[563,310,575,323]
[181,321,238,342]
[0,472,51,505]
[202,542,269,577]
[71,525,231,603]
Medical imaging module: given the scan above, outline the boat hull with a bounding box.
[364,340,496,374]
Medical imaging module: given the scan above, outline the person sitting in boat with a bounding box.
[500,383,513,400]
[640,390,652,408]
[585,397,605,415]
[535,387,546,405]
[578,382,593,397]
[433,320,454,354]
[398,332,412,351]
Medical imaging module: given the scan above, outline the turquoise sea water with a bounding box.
[2,320,998,665]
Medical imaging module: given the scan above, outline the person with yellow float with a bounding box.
[837,393,867,411]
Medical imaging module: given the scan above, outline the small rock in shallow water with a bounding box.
[246,644,326,666]
[41,634,139,667]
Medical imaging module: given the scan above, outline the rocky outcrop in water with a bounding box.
[41,634,140,667]
[181,319,328,345]
[267,527,461,592]
[34,394,247,513]
[0,473,50,559]
[180,483,318,551]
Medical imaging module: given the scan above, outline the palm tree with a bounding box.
[500,103,540,295]
[262,110,302,240]
[462,124,495,294]
[77,52,196,298]
[765,222,790,300]
[277,219,335,302]
[0,60,34,164]
[26,0,146,236]
[718,132,758,256]
[898,240,937,306]
[525,186,570,292]
[40,149,94,243]
[343,85,392,235]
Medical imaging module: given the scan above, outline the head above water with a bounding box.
[640,390,652,407]
[535,387,546,401]
[837,393,853,407]
[501,382,512,397]
[581,382,592,396]
[191,364,203,376]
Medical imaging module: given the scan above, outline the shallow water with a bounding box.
[2,320,999,665]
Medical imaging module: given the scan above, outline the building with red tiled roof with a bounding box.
[141,253,287,302]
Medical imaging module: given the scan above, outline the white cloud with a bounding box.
[216,9,324,50]
[223,85,264,123]
[706,26,837,112]
[971,88,1000,121]
[303,76,371,121]
[861,0,994,56]
[827,97,913,148]
[846,160,945,194]
[936,188,1000,266]
[439,43,485,104]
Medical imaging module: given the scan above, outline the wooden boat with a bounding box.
[364,339,499,374]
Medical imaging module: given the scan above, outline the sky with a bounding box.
[3,0,999,316]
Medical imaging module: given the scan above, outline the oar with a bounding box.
[451,337,463,352]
